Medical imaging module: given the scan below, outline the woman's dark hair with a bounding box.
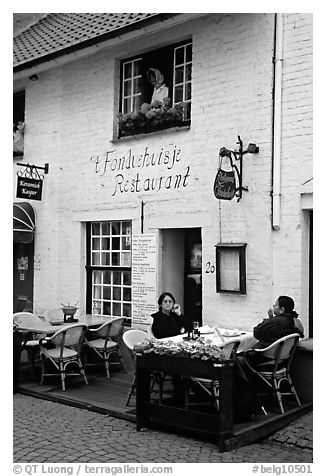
[158,292,175,309]
[278,295,295,313]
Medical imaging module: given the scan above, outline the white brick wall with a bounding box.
[14,13,312,333]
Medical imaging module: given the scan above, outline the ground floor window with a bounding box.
[86,221,132,318]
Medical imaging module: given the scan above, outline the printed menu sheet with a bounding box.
[132,234,157,325]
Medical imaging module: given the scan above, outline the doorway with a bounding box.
[161,227,202,330]
[13,241,34,312]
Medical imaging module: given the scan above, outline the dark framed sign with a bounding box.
[215,243,247,294]
[16,176,43,201]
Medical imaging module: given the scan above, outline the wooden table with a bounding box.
[136,352,235,451]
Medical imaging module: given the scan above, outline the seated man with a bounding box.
[243,295,304,369]
[253,295,304,349]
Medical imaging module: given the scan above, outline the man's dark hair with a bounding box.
[278,295,295,313]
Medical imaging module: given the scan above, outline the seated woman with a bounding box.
[151,292,186,339]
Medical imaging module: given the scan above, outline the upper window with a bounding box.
[118,40,192,138]
[13,91,25,157]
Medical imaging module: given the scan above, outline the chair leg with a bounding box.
[287,375,301,407]
[60,361,66,391]
[40,359,45,386]
[78,358,88,385]
[211,384,219,411]
[126,375,136,406]
[274,378,284,414]
[104,355,110,379]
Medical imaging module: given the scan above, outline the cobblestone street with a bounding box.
[13,395,312,464]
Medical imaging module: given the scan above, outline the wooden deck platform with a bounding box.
[17,363,312,451]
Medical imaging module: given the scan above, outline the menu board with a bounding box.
[132,234,157,325]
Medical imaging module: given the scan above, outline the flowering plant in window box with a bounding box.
[118,99,188,138]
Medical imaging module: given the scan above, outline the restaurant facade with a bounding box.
[13,13,313,345]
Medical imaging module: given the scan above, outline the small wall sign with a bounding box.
[16,176,43,201]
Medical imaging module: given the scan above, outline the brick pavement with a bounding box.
[13,395,312,463]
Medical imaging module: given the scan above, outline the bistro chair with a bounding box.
[123,329,149,406]
[39,323,88,391]
[13,312,46,375]
[243,333,301,414]
[83,317,126,379]
[184,340,240,411]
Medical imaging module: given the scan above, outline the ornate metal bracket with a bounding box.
[16,162,49,180]
[219,135,259,202]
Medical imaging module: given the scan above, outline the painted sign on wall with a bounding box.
[132,233,157,325]
[90,145,191,197]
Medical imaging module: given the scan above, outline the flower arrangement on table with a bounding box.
[118,98,188,137]
[134,337,229,362]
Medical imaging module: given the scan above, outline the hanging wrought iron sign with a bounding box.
[213,154,236,200]
[16,163,49,201]
[213,136,259,202]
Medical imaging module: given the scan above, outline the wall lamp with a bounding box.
[29,74,39,81]
[218,135,259,202]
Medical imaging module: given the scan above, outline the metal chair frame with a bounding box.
[39,323,88,391]
[184,340,240,411]
[84,317,126,379]
[243,333,301,414]
[13,312,45,375]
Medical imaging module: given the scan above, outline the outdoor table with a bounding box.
[14,314,112,335]
[158,328,257,353]
[136,351,235,451]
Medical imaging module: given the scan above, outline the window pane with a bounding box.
[112,237,120,250]
[123,97,131,113]
[102,222,110,235]
[102,253,110,265]
[92,223,100,235]
[102,237,110,250]
[123,303,131,317]
[124,62,132,79]
[174,66,184,85]
[92,252,100,265]
[103,270,111,284]
[93,302,101,314]
[113,271,121,284]
[113,302,121,316]
[113,287,121,300]
[122,222,131,235]
[93,286,101,299]
[175,47,184,65]
[122,237,131,250]
[124,79,132,97]
[94,270,102,284]
[111,222,120,235]
[123,287,131,301]
[92,238,100,250]
[133,95,142,111]
[185,82,192,101]
[133,59,142,76]
[112,253,120,266]
[123,271,131,285]
[174,85,184,103]
[103,287,111,300]
[134,77,142,94]
[121,253,131,267]
[186,44,192,62]
[185,63,192,82]
[103,302,111,315]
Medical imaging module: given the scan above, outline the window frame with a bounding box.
[86,221,132,317]
[118,39,192,137]
[215,243,247,294]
